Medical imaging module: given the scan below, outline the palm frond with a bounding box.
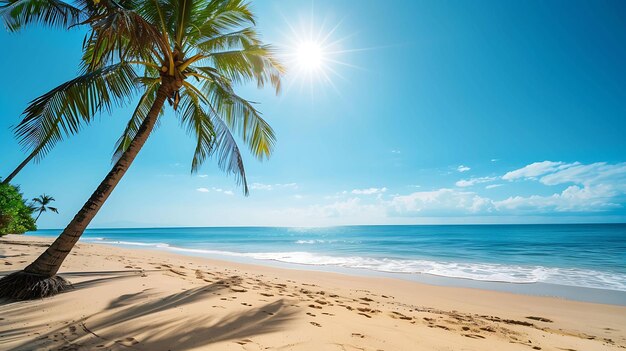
[188,0,255,45]
[178,81,249,194]
[200,44,283,93]
[195,26,259,52]
[178,85,217,173]
[0,0,82,31]
[14,63,138,161]
[81,2,165,70]
[112,77,161,161]
[194,66,275,160]
[210,107,248,195]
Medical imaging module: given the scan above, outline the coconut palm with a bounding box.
[0,0,283,300]
[32,194,59,222]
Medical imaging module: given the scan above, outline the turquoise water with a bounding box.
[31,224,626,292]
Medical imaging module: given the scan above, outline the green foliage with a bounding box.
[3,0,285,195]
[0,181,36,236]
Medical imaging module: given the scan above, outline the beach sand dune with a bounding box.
[1,235,625,350]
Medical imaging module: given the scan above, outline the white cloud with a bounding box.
[389,161,626,216]
[351,187,387,195]
[389,188,493,215]
[485,184,503,189]
[230,161,626,225]
[250,183,273,190]
[539,162,626,186]
[391,149,401,154]
[495,161,626,213]
[250,182,299,191]
[197,174,208,178]
[457,165,471,172]
[495,185,620,212]
[455,176,496,187]
[502,161,574,181]
[197,187,234,195]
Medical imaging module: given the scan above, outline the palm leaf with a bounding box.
[178,85,217,174]
[178,81,249,194]
[210,108,248,195]
[112,77,161,161]
[81,2,165,70]
[195,26,259,52]
[201,44,283,92]
[194,66,275,160]
[0,0,82,31]
[14,63,138,160]
[189,0,255,44]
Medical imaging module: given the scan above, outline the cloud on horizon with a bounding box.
[300,161,626,220]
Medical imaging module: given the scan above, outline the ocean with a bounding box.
[29,224,626,300]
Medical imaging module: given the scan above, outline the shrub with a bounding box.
[0,180,37,236]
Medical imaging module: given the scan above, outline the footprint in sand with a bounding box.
[115,337,139,346]
[235,338,253,345]
[310,322,322,327]
[526,316,553,323]
[464,334,485,339]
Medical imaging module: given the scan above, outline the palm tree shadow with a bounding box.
[5,277,299,350]
[0,269,154,307]
[136,299,297,350]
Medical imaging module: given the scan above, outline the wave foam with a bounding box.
[295,239,361,244]
[87,239,626,292]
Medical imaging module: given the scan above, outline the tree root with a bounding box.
[0,271,72,300]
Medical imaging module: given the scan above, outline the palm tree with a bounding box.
[0,0,283,300]
[32,194,59,222]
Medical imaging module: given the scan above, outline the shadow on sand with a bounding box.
[1,272,299,350]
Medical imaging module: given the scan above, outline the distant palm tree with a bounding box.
[32,194,58,222]
[0,0,283,299]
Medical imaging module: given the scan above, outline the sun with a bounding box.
[277,11,360,98]
[296,41,324,70]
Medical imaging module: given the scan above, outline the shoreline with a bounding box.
[37,232,626,306]
[2,234,626,350]
[112,240,626,306]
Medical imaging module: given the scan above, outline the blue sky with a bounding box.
[1,0,625,228]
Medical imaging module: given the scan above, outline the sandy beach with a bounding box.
[1,234,624,351]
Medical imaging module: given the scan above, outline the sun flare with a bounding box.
[277,12,361,98]
[296,41,324,70]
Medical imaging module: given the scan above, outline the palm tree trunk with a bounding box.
[35,210,43,222]
[0,81,174,300]
[3,149,38,184]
